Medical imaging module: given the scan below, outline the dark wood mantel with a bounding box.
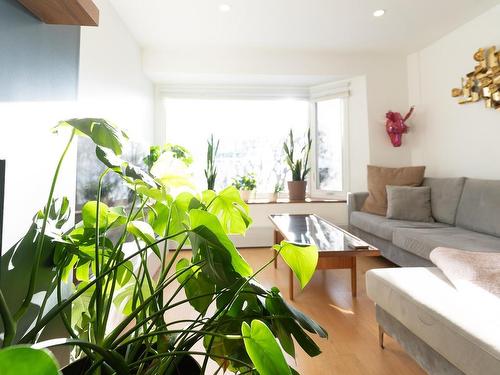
[17,0,99,26]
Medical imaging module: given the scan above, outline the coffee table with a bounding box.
[269,214,380,299]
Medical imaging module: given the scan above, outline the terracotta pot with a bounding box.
[287,181,307,201]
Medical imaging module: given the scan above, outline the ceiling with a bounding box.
[108,0,499,54]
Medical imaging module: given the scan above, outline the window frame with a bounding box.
[309,93,350,199]
[156,82,350,198]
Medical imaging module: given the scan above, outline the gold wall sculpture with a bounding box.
[452,46,500,110]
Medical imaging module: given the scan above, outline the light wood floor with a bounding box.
[165,248,426,375]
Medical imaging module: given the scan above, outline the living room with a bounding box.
[0,0,499,374]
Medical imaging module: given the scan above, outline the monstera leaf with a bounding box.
[265,288,327,357]
[127,221,161,258]
[95,146,158,188]
[189,209,252,279]
[202,187,252,235]
[176,258,214,313]
[56,118,127,155]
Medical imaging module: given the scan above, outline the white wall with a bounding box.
[79,0,154,144]
[407,5,500,178]
[0,0,154,252]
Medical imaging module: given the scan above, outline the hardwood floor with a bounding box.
[165,248,426,374]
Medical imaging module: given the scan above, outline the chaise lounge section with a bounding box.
[366,266,500,375]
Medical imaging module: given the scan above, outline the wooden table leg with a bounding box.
[273,229,283,269]
[289,268,294,300]
[351,256,357,297]
[379,325,385,349]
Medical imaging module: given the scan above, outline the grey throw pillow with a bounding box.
[386,185,434,222]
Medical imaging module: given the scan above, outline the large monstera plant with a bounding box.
[0,119,327,374]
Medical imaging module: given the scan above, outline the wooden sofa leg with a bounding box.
[378,325,385,349]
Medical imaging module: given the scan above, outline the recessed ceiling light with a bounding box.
[219,4,231,12]
[373,9,385,17]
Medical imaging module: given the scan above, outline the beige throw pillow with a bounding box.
[430,247,500,298]
[361,165,426,216]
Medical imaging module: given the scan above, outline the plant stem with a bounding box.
[20,231,188,344]
[0,290,16,347]
[14,129,75,322]
[94,169,109,345]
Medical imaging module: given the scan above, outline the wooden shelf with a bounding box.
[17,0,99,26]
[246,198,346,205]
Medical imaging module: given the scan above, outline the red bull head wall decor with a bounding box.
[385,106,414,147]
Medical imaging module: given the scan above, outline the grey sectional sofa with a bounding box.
[348,177,500,266]
[354,178,500,374]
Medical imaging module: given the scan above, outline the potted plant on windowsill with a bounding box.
[0,119,327,375]
[283,129,313,201]
[232,174,257,202]
[271,181,284,202]
[204,134,219,191]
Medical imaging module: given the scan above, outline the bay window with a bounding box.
[159,82,349,198]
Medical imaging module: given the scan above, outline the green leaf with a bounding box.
[96,146,158,188]
[203,316,250,373]
[71,282,95,332]
[176,258,214,313]
[48,197,71,229]
[0,347,60,375]
[273,318,295,357]
[241,320,291,375]
[150,202,171,236]
[265,291,326,357]
[57,118,127,155]
[81,201,109,229]
[203,186,253,235]
[136,184,170,203]
[75,262,90,282]
[113,279,153,316]
[274,241,318,288]
[281,298,328,338]
[189,209,252,278]
[158,192,200,242]
[107,206,128,228]
[116,261,134,287]
[127,221,161,258]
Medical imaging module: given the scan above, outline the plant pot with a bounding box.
[239,189,254,202]
[270,192,280,202]
[62,350,201,375]
[287,181,307,201]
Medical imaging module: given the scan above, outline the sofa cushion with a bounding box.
[393,227,500,260]
[366,267,500,375]
[350,211,448,241]
[386,185,433,222]
[361,165,426,216]
[423,177,465,225]
[455,179,500,237]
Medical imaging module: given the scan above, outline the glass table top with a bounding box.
[269,214,377,253]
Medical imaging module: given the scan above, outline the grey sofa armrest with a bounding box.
[347,192,369,223]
